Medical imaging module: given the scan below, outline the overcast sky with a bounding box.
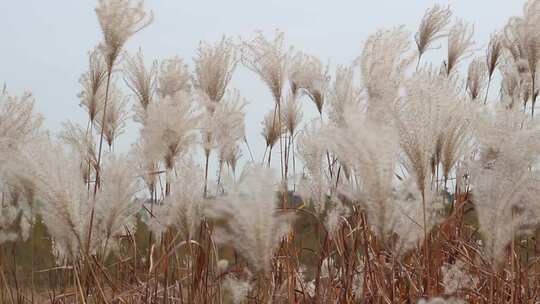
[0,0,525,167]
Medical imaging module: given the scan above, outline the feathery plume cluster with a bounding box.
[142,91,198,170]
[471,105,540,263]
[213,92,247,167]
[446,21,475,75]
[157,56,191,98]
[395,69,452,194]
[92,154,139,251]
[242,30,292,103]
[0,89,42,152]
[149,162,205,240]
[296,121,332,214]
[78,48,107,123]
[194,37,238,104]
[282,93,303,136]
[223,276,252,304]
[261,109,284,153]
[504,0,540,115]
[360,27,413,118]
[499,60,524,108]
[466,57,488,101]
[327,106,444,253]
[486,33,503,80]
[417,298,467,304]
[200,90,246,171]
[95,0,153,69]
[7,1,540,302]
[123,49,157,122]
[326,109,398,235]
[59,121,99,183]
[208,165,293,272]
[415,5,452,62]
[326,65,361,128]
[289,53,330,113]
[0,88,42,244]
[22,140,93,258]
[441,261,476,295]
[93,84,129,148]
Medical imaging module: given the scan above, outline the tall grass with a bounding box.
[2,1,540,303]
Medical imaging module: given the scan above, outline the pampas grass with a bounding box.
[6,1,540,303]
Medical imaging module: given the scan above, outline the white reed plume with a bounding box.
[21,139,94,259]
[417,298,467,304]
[0,200,23,243]
[415,4,452,65]
[389,178,444,254]
[149,161,205,240]
[93,84,129,148]
[0,166,36,243]
[0,89,43,152]
[157,56,191,98]
[438,100,475,185]
[326,65,362,128]
[441,261,476,295]
[327,106,443,253]
[395,69,446,194]
[224,144,242,176]
[95,0,153,70]
[59,121,99,183]
[132,137,159,199]
[485,32,503,103]
[445,20,475,76]
[261,109,284,164]
[466,57,488,101]
[123,49,157,123]
[503,0,540,116]
[194,36,238,104]
[296,120,332,214]
[471,105,540,264]
[208,164,293,273]
[0,88,42,244]
[142,92,199,171]
[93,154,140,252]
[499,60,523,108]
[282,92,303,137]
[223,275,252,304]
[213,91,247,167]
[289,53,330,114]
[199,90,246,192]
[359,27,413,120]
[200,90,246,155]
[242,30,292,104]
[78,47,107,123]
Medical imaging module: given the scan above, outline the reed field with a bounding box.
[2,0,540,303]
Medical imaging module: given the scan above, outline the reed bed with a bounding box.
[2,1,540,303]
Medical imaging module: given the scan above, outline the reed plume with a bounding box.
[123,49,157,123]
[208,164,294,273]
[466,57,488,101]
[415,5,452,66]
[78,48,107,123]
[289,53,329,114]
[157,56,191,98]
[242,30,292,104]
[445,21,475,75]
[95,0,152,70]
[194,36,238,104]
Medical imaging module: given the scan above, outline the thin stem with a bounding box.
[203,150,210,198]
[87,69,112,256]
[484,74,492,105]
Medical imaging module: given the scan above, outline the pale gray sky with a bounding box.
[0,0,525,165]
